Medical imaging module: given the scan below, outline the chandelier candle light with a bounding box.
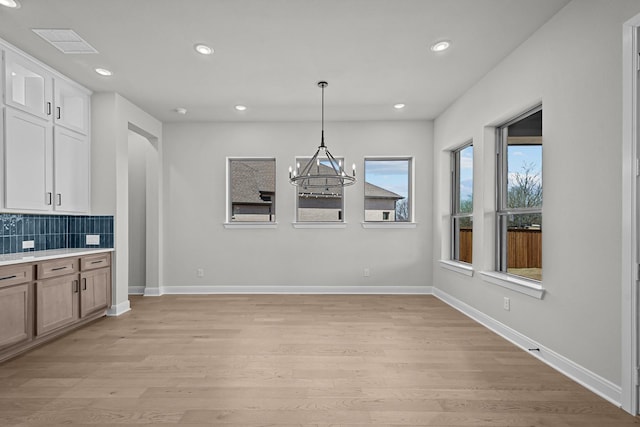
[289,81,356,188]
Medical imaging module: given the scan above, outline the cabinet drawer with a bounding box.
[0,264,33,288]
[80,253,110,271]
[38,258,78,279]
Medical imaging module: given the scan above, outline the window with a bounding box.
[228,158,276,222]
[496,107,542,281]
[296,158,344,222]
[364,158,412,222]
[451,142,473,264]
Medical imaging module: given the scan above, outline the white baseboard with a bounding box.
[154,285,433,295]
[128,286,145,295]
[143,287,163,297]
[432,287,622,407]
[106,299,131,316]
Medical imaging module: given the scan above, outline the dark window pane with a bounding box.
[453,216,473,264]
[297,158,344,222]
[506,214,542,281]
[506,145,542,209]
[364,159,410,222]
[229,159,276,222]
[458,145,473,214]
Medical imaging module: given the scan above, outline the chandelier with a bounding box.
[288,81,356,188]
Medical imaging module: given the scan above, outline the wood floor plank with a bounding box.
[0,294,637,426]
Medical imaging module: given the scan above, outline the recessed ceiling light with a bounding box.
[234,105,247,111]
[0,0,21,8]
[95,68,113,76]
[175,107,187,115]
[430,40,451,52]
[394,103,406,109]
[194,44,213,55]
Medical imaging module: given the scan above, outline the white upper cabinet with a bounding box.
[1,43,92,214]
[53,127,89,213]
[54,78,89,135]
[4,50,53,121]
[4,108,53,211]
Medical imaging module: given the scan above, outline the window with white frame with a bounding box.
[451,143,473,264]
[296,158,344,222]
[228,158,276,222]
[364,158,412,222]
[496,106,542,281]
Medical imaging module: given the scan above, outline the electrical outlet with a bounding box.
[503,297,510,311]
[197,268,204,278]
[363,268,370,277]
[86,234,100,245]
[22,240,34,249]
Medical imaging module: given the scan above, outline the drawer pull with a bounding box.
[90,260,103,264]
[51,266,67,271]
[0,275,17,281]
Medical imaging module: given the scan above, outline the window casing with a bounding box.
[451,143,473,264]
[228,158,276,223]
[496,106,542,281]
[296,157,344,222]
[364,158,412,222]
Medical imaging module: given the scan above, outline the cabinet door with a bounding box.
[4,51,53,121]
[4,108,53,211]
[35,276,79,336]
[0,283,32,351]
[80,268,110,318]
[54,79,89,135]
[53,127,89,213]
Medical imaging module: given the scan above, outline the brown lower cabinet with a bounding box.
[0,251,111,362]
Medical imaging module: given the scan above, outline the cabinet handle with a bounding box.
[57,194,62,206]
[73,280,79,293]
[82,278,87,291]
[46,192,52,206]
[56,106,61,119]
[47,102,52,115]
[90,260,103,264]
[0,275,17,281]
[51,266,67,271]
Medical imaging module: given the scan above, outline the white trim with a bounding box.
[361,222,417,229]
[128,286,145,295]
[106,299,131,316]
[622,13,640,416]
[224,222,278,229]
[432,288,622,408]
[155,285,433,295]
[143,287,163,297]
[292,222,347,229]
[439,259,474,276]
[479,271,545,299]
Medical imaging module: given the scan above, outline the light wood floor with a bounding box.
[0,294,638,426]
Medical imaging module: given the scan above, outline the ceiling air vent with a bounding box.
[32,29,98,54]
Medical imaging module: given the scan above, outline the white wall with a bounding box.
[162,120,432,290]
[92,92,163,313]
[433,0,640,390]
[128,130,148,289]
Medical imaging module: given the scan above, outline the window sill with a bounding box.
[223,222,278,229]
[361,222,417,229]
[479,271,545,299]
[292,222,347,229]
[439,260,474,276]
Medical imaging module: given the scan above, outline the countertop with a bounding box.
[0,248,114,267]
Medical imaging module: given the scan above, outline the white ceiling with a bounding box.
[0,0,570,122]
